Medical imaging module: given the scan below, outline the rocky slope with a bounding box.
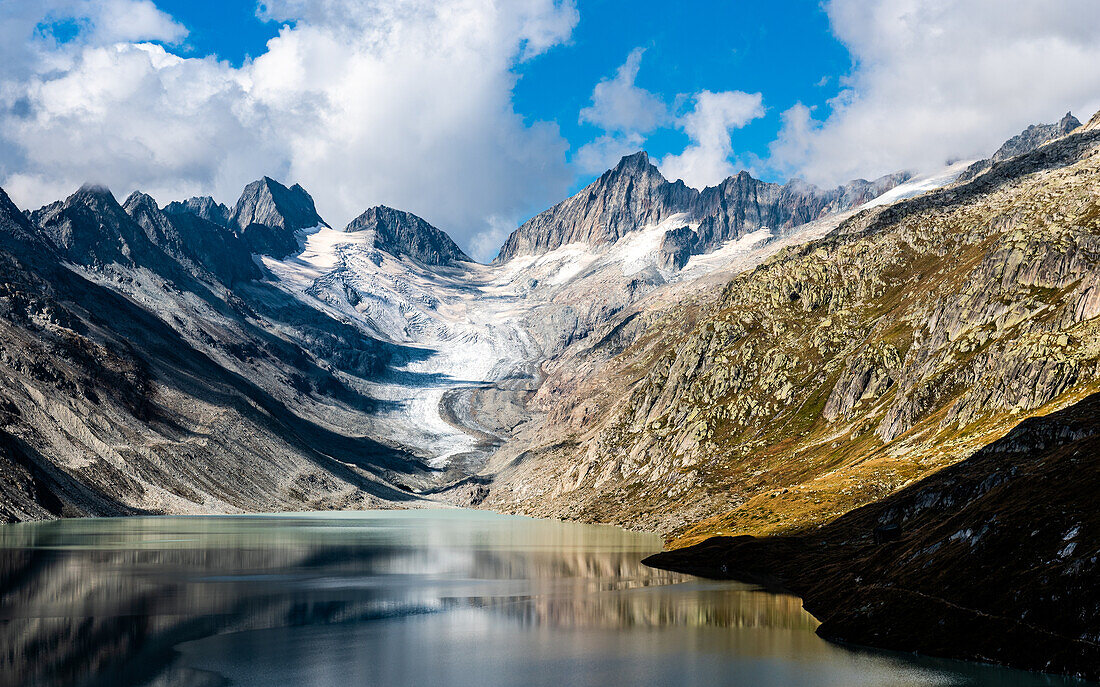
[646,391,1100,680]
[483,113,1100,543]
[958,112,1082,182]
[0,147,943,525]
[0,181,427,523]
[495,150,908,264]
[124,191,261,286]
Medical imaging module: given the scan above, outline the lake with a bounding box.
[0,509,1088,686]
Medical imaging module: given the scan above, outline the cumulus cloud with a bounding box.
[579,48,667,134]
[0,0,578,261]
[659,90,765,190]
[574,48,669,174]
[770,0,1100,186]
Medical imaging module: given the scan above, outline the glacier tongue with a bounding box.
[264,227,541,466]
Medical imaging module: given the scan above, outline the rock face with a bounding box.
[656,226,696,270]
[645,391,1100,680]
[494,151,908,264]
[496,152,695,262]
[123,192,261,286]
[228,177,328,258]
[163,196,231,228]
[344,205,471,265]
[958,112,1082,181]
[30,185,168,269]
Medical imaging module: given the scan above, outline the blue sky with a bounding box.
[513,1,851,188]
[4,1,1100,259]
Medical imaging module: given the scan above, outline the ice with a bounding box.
[862,160,976,209]
[259,193,914,467]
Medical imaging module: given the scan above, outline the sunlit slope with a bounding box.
[486,119,1100,540]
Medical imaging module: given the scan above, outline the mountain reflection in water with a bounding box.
[0,510,1087,687]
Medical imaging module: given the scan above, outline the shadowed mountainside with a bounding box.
[645,391,1100,680]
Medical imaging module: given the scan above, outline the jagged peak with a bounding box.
[606,150,664,180]
[345,204,470,266]
[1058,111,1082,133]
[615,150,650,167]
[71,183,118,204]
[122,190,160,212]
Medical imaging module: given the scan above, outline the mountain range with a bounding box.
[2,110,1100,678]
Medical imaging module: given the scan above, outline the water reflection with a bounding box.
[0,511,1088,687]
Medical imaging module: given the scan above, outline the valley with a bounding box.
[2,108,1100,679]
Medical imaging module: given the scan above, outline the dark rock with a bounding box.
[228,177,328,258]
[645,392,1100,681]
[344,205,470,265]
[163,196,231,228]
[657,226,696,270]
[30,185,167,269]
[872,523,901,544]
[123,192,260,285]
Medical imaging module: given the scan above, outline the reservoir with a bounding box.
[0,510,1088,686]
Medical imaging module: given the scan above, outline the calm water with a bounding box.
[0,510,1089,687]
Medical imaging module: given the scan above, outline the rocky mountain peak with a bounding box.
[959,112,1085,182]
[29,184,159,268]
[494,149,908,265]
[123,190,260,286]
[494,151,695,263]
[613,150,656,173]
[344,205,471,266]
[122,191,179,253]
[0,186,58,270]
[1058,111,1082,134]
[163,196,231,228]
[122,191,159,215]
[229,176,328,259]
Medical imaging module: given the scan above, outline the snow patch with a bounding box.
[862,160,976,209]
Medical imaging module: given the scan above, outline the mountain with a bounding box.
[470,109,1100,677]
[5,105,1100,680]
[496,152,696,261]
[30,185,169,269]
[344,205,471,265]
[229,177,328,258]
[1,184,418,522]
[494,151,909,264]
[958,112,1082,181]
[483,111,1100,537]
[163,195,231,227]
[123,191,261,286]
[646,390,1100,680]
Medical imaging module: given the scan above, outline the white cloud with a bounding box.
[574,48,669,174]
[770,0,1100,186]
[0,0,578,262]
[579,48,667,134]
[659,90,765,190]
